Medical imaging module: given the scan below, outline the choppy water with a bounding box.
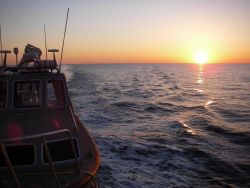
[62,64,250,188]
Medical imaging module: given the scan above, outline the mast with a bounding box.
[44,24,48,60]
[0,24,3,65]
[59,8,69,72]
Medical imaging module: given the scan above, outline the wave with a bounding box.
[65,64,250,188]
[144,104,176,114]
[183,147,250,186]
[181,104,207,112]
[111,101,143,112]
[214,106,250,123]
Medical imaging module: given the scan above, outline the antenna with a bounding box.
[0,24,3,65]
[59,8,69,72]
[44,24,48,60]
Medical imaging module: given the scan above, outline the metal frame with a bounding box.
[0,128,81,187]
[41,137,80,165]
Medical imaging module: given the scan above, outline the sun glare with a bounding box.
[194,51,209,65]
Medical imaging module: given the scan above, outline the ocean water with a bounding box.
[62,64,250,188]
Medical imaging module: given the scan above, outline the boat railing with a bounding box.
[42,136,61,188]
[0,128,80,188]
[0,50,11,69]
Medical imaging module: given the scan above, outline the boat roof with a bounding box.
[0,67,65,80]
[0,43,61,77]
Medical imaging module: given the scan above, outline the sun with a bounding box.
[193,51,209,64]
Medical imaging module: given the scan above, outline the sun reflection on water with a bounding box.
[205,100,214,108]
[193,88,203,93]
[196,64,204,84]
[179,121,196,135]
[194,64,204,93]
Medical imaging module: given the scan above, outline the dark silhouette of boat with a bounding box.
[0,44,100,187]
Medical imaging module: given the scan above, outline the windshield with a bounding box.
[47,80,66,107]
[14,80,41,108]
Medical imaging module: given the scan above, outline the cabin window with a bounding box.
[0,81,7,109]
[0,145,35,167]
[43,139,79,163]
[14,80,41,108]
[47,80,66,107]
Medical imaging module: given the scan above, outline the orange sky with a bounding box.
[0,0,250,64]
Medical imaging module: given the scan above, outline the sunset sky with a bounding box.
[0,0,249,64]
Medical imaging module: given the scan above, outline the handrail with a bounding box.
[1,128,81,186]
[41,130,81,185]
[1,129,72,143]
[0,50,11,68]
[0,143,21,188]
[65,130,80,175]
[42,137,61,188]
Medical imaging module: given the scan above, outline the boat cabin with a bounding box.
[0,72,67,109]
[0,45,100,187]
[0,41,100,187]
[0,70,81,168]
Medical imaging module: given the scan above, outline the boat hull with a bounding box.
[0,115,100,188]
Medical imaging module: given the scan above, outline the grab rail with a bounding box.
[1,128,81,187]
[65,130,80,175]
[1,129,73,143]
[42,137,61,188]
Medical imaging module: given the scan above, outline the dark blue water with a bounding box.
[63,64,250,188]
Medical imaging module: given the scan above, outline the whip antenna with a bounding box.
[44,24,48,60]
[59,8,69,71]
[0,24,3,64]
